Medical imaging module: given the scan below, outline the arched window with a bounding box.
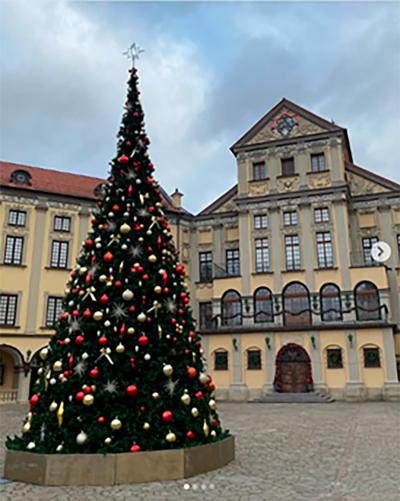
[214,350,228,370]
[283,282,311,326]
[320,284,342,322]
[254,287,273,323]
[354,281,380,321]
[221,290,242,326]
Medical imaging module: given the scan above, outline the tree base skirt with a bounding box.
[4,436,235,485]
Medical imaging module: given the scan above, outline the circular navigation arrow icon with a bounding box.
[371,241,391,263]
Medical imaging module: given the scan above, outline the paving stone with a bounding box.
[0,402,399,500]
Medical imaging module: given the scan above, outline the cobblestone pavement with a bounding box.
[0,402,399,500]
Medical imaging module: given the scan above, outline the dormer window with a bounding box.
[311,153,326,172]
[9,169,32,186]
[252,162,266,181]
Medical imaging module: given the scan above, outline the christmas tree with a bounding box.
[7,47,228,455]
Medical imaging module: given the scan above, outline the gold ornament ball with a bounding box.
[53,361,62,372]
[163,229,168,235]
[111,418,122,430]
[148,254,157,263]
[209,399,217,410]
[49,401,58,412]
[116,343,125,353]
[166,334,171,339]
[22,422,31,433]
[127,327,135,335]
[154,286,162,294]
[191,407,199,417]
[78,267,87,275]
[64,337,71,344]
[27,442,36,450]
[79,290,85,296]
[83,394,94,406]
[166,432,176,443]
[58,373,64,380]
[198,373,208,385]
[143,422,150,430]
[98,224,104,230]
[40,348,48,360]
[120,223,131,234]
[122,289,134,301]
[211,430,217,438]
[37,368,44,376]
[137,312,147,323]
[181,394,191,405]
[93,311,103,321]
[163,364,173,377]
[99,275,107,282]
[104,437,112,445]
[138,237,144,242]
[56,444,63,452]
[199,347,204,356]
[91,385,97,392]
[152,392,160,399]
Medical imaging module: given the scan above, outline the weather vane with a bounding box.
[123,43,144,66]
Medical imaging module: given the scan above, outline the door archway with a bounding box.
[274,343,313,393]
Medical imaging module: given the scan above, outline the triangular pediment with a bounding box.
[346,162,400,197]
[231,99,343,151]
[198,185,238,216]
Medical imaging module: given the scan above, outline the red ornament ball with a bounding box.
[162,411,173,422]
[76,392,85,401]
[112,205,120,212]
[115,281,122,288]
[138,335,148,347]
[103,252,113,263]
[119,155,129,164]
[100,294,109,304]
[129,306,135,312]
[99,336,108,346]
[186,431,195,439]
[209,383,216,392]
[140,406,145,411]
[196,391,203,400]
[85,239,93,247]
[130,444,141,452]
[83,310,91,318]
[126,385,138,396]
[72,310,79,317]
[187,367,197,379]
[30,394,39,408]
[98,416,105,424]
[83,386,92,394]
[75,335,84,345]
[90,369,99,379]
[133,112,139,117]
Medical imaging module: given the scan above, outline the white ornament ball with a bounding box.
[104,320,111,327]
[40,348,48,360]
[199,373,208,385]
[108,212,114,218]
[82,352,89,360]
[122,289,134,301]
[137,312,147,323]
[76,431,87,445]
[163,365,173,377]
[27,442,36,450]
[111,418,122,430]
[49,401,58,412]
[56,444,63,452]
[121,244,128,250]
[68,300,74,307]
[96,243,102,249]
[50,378,57,385]
[144,354,151,361]
[116,343,125,353]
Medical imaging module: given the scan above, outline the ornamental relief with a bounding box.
[215,199,237,213]
[247,112,326,145]
[248,180,269,198]
[348,172,390,197]
[308,171,332,190]
[277,176,300,193]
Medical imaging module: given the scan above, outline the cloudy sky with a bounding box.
[1,2,399,213]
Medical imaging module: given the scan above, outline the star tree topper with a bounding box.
[123,43,144,66]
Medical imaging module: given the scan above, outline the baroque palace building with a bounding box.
[1,99,400,402]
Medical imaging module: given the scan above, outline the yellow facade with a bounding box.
[1,98,400,402]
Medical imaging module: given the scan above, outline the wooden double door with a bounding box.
[277,344,310,393]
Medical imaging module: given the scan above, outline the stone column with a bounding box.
[26,201,48,334]
[270,207,282,293]
[237,156,247,197]
[269,156,278,193]
[344,329,366,401]
[238,210,250,296]
[229,334,248,401]
[200,334,210,374]
[212,223,223,266]
[262,333,276,394]
[17,370,30,403]
[297,147,308,188]
[299,201,315,290]
[334,200,351,291]
[330,138,343,184]
[189,228,199,318]
[309,332,328,395]
[382,327,400,400]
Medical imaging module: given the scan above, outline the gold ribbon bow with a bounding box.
[96,347,114,365]
[82,286,96,302]
[147,300,160,318]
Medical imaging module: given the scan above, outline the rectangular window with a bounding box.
[253,162,266,181]
[255,238,269,273]
[327,348,343,369]
[0,294,18,326]
[46,297,64,327]
[281,157,295,176]
[4,236,23,265]
[397,235,400,255]
[247,350,261,370]
[314,207,330,223]
[363,348,381,368]
[362,237,378,265]
[50,240,69,268]
[199,252,213,282]
[254,214,268,229]
[199,302,213,330]
[226,249,240,276]
[285,235,301,271]
[283,211,298,226]
[0,361,4,385]
[311,153,326,172]
[8,210,26,226]
[317,232,333,268]
[54,216,71,232]
[214,351,228,371]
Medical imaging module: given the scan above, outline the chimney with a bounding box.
[171,188,183,209]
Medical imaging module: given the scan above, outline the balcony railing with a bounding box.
[350,251,383,267]
[214,263,240,279]
[0,390,18,403]
[198,289,391,332]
